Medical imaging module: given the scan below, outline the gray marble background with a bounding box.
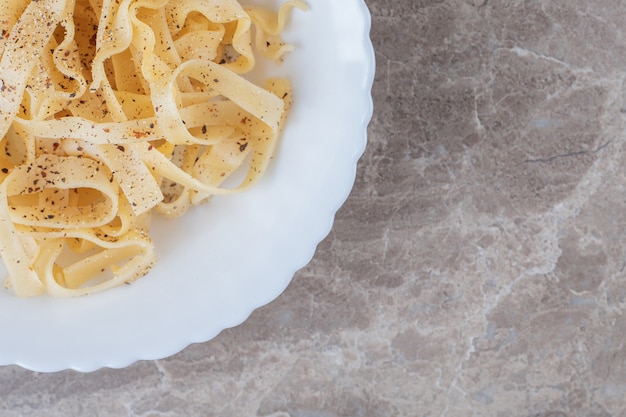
[4,0,626,416]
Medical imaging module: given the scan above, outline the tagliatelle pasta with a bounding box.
[0,0,305,297]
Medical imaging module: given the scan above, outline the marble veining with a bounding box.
[4,0,626,416]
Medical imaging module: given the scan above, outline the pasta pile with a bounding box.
[0,0,305,297]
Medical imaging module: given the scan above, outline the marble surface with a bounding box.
[4,0,626,415]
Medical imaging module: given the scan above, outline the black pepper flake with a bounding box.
[1,168,8,174]
[239,142,248,152]
[117,145,125,152]
[201,125,207,134]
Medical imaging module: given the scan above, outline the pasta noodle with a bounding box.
[0,0,305,297]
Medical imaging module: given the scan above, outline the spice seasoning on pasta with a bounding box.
[0,0,306,297]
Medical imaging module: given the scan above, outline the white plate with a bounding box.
[0,0,375,372]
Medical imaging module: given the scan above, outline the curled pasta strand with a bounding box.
[150,59,284,146]
[245,0,307,61]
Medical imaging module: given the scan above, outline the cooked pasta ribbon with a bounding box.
[0,0,305,297]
